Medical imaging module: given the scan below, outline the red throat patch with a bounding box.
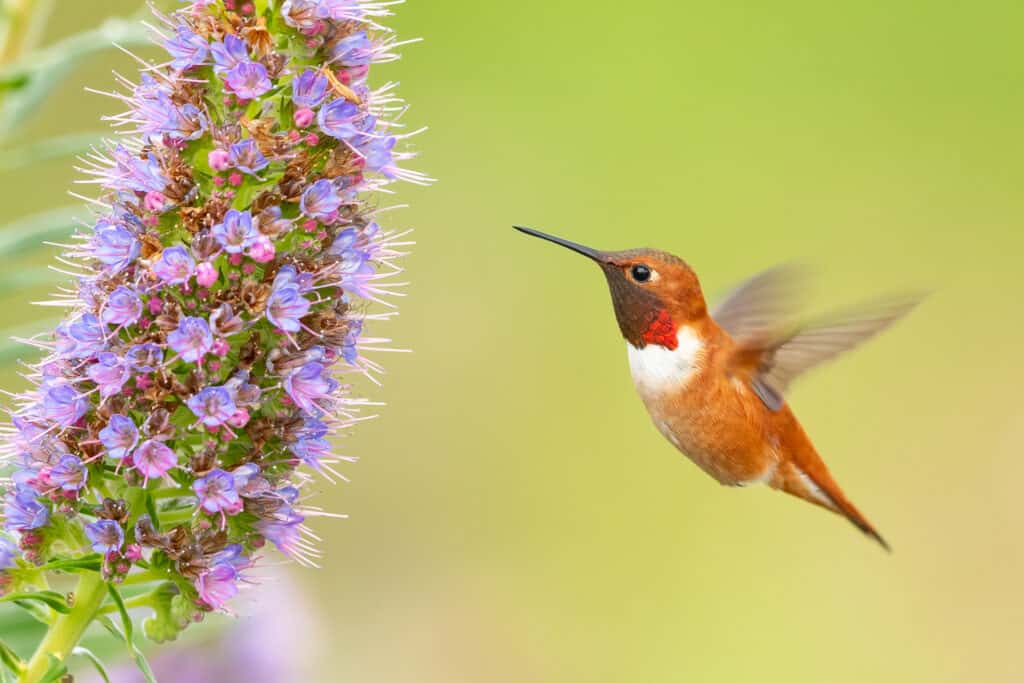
[641,309,678,349]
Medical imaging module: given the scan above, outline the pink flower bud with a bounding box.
[196,261,218,287]
[208,149,230,171]
[124,544,143,562]
[228,409,250,428]
[212,175,225,186]
[228,253,243,266]
[212,338,230,357]
[228,172,243,187]
[249,237,276,263]
[147,297,163,315]
[144,191,167,212]
[304,133,320,146]
[294,107,315,128]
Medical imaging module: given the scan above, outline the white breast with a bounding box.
[627,326,704,395]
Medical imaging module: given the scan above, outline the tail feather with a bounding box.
[772,461,890,551]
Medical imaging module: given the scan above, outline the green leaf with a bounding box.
[105,584,157,683]
[0,640,23,677]
[0,15,151,137]
[36,555,103,574]
[0,205,83,256]
[142,582,190,644]
[37,655,67,683]
[0,590,70,614]
[0,130,106,171]
[72,646,111,683]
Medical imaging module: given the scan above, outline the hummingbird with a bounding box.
[514,225,921,550]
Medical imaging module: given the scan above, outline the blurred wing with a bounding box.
[738,297,923,411]
[712,265,808,343]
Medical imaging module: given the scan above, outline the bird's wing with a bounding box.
[711,265,808,343]
[730,298,923,411]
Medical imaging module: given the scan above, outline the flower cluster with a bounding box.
[0,0,424,639]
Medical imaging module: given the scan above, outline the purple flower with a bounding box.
[257,507,306,560]
[186,387,237,427]
[359,135,397,175]
[225,61,271,100]
[132,440,177,480]
[266,286,311,333]
[193,469,242,515]
[99,414,139,460]
[0,537,15,570]
[167,317,214,363]
[59,313,105,359]
[152,246,195,284]
[300,178,342,219]
[164,25,209,70]
[211,209,258,254]
[281,0,321,31]
[290,437,331,469]
[41,385,88,427]
[195,560,241,607]
[331,31,373,67]
[49,455,88,491]
[87,353,129,398]
[92,221,140,272]
[284,362,338,414]
[3,489,49,531]
[211,34,249,75]
[317,98,362,140]
[101,286,142,326]
[125,343,164,373]
[228,139,268,175]
[272,264,314,293]
[291,69,328,108]
[85,520,123,553]
[316,0,363,21]
[109,146,167,194]
[340,319,363,364]
[195,562,239,610]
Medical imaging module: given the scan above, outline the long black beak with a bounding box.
[513,225,607,262]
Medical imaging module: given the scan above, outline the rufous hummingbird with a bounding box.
[514,225,921,550]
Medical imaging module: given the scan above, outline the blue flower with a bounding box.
[167,317,214,363]
[225,61,272,100]
[101,286,142,327]
[125,343,164,374]
[300,178,342,219]
[3,489,48,531]
[266,286,311,333]
[211,34,249,75]
[317,98,362,140]
[193,469,242,515]
[41,385,88,427]
[152,246,195,284]
[92,221,139,273]
[86,353,129,398]
[99,414,139,461]
[186,387,237,427]
[84,520,123,554]
[291,69,328,108]
[331,31,373,67]
[228,139,269,175]
[49,455,88,491]
[211,209,258,254]
[284,362,338,414]
[0,537,16,570]
[164,25,209,71]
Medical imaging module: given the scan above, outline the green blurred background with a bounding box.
[2,0,1023,681]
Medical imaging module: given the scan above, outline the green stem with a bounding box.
[19,572,107,683]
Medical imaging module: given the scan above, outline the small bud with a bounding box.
[196,262,218,287]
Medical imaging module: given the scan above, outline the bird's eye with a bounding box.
[631,264,652,282]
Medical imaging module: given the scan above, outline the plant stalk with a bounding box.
[19,572,107,683]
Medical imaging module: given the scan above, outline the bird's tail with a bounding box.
[771,460,890,551]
